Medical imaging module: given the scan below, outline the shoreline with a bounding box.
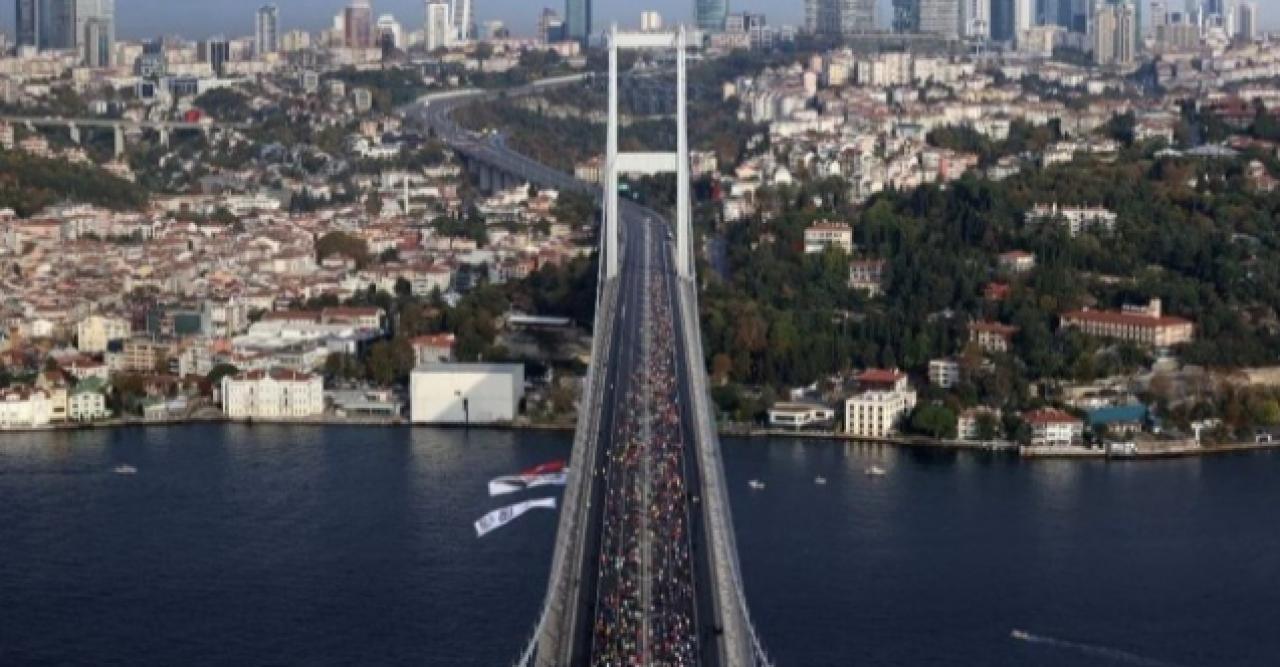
[4,418,1278,461]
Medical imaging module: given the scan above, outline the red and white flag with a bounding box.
[474,497,557,538]
[488,460,569,497]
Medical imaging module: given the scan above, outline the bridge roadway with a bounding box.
[413,83,755,666]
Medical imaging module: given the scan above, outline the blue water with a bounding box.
[1,426,1277,666]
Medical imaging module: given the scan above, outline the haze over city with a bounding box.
[5,0,1273,39]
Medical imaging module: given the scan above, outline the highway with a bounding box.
[413,84,726,665]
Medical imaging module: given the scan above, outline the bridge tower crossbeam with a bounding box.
[604,26,693,282]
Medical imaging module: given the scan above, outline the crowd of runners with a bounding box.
[591,242,699,666]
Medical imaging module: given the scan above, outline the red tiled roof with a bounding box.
[1024,408,1081,425]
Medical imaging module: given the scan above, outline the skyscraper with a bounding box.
[202,36,231,76]
[38,0,75,50]
[963,0,991,39]
[919,0,961,39]
[450,0,472,42]
[1237,1,1257,40]
[564,0,591,43]
[73,0,112,55]
[805,0,876,36]
[696,0,729,33]
[1092,2,1135,65]
[344,0,374,49]
[425,1,451,50]
[892,0,921,33]
[16,0,40,48]
[82,15,110,66]
[991,0,1015,41]
[256,4,279,56]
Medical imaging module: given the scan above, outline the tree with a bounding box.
[910,404,958,439]
[206,363,239,387]
[315,231,371,267]
[975,412,1000,441]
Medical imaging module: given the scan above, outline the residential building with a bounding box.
[969,321,1019,353]
[1086,403,1148,436]
[1060,299,1194,348]
[928,357,962,388]
[768,402,837,429]
[804,221,854,254]
[410,363,525,424]
[640,10,663,32]
[1024,407,1084,447]
[76,314,129,353]
[1026,203,1117,237]
[68,379,110,422]
[121,338,170,373]
[0,387,51,429]
[848,259,886,295]
[221,368,325,419]
[846,385,918,438]
[410,333,456,365]
[998,250,1036,274]
[256,4,279,56]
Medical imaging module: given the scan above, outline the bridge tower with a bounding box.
[603,25,694,281]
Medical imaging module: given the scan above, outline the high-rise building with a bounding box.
[376,14,402,50]
[696,0,729,32]
[1014,0,1033,41]
[539,8,566,42]
[991,0,1014,41]
[1237,1,1257,41]
[919,0,962,39]
[344,0,374,49]
[640,11,663,32]
[38,0,76,50]
[256,4,279,56]
[201,36,231,76]
[450,0,472,42]
[564,0,591,43]
[425,2,452,51]
[73,0,113,56]
[1092,2,1135,65]
[963,0,991,39]
[892,0,921,33]
[16,0,40,48]
[805,0,876,36]
[82,15,110,66]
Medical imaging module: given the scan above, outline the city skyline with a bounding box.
[8,0,1270,41]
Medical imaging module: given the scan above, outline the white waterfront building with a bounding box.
[221,368,325,419]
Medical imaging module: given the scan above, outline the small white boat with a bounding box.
[113,465,138,475]
[748,479,765,490]
[814,476,827,485]
[1010,629,1031,641]
[864,465,887,477]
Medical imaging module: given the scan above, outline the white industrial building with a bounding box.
[410,363,525,424]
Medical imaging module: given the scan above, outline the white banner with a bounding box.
[474,497,557,538]
[488,470,570,497]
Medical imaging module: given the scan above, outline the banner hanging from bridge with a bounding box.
[474,497,557,538]
[488,460,569,497]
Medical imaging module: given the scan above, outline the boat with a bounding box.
[1010,629,1031,641]
[113,465,138,475]
[748,479,765,490]
[864,465,887,477]
[814,476,827,485]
